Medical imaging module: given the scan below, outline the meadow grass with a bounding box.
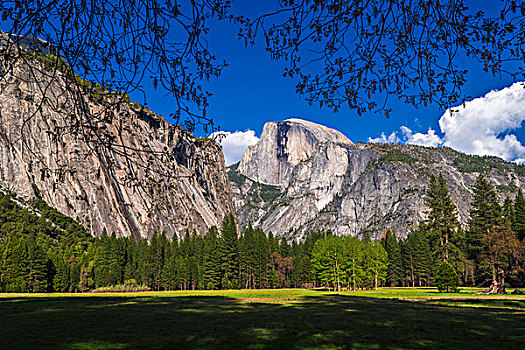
[0,287,523,349]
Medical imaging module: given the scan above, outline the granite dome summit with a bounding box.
[230,118,525,239]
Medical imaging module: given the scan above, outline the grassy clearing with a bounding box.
[0,288,523,349]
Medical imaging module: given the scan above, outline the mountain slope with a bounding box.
[230,119,525,239]
[0,33,234,240]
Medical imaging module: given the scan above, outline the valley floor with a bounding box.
[0,288,523,349]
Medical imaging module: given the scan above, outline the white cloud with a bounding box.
[438,82,525,162]
[367,127,442,147]
[367,131,400,144]
[368,82,525,162]
[210,130,259,166]
[401,126,442,147]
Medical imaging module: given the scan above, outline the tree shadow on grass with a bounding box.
[0,294,523,350]
[425,297,525,310]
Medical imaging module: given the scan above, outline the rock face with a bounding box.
[0,33,234,240]
[231,119,525,239]
[239,118,352,187]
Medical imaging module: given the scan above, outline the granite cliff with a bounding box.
[0,33,234,240]
[230,119,525,239]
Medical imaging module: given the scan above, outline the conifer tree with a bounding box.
[2,235,28,292]
[425,174,460,263]
[384,230,403,287]
[468,175,502,260]
[435,261,459,293]
[363,240,388,290]
[25,235,47,293]
[344,236,364,290]
[253,228,271,288]
[202,226,222,290]
[513,189,525,241]
[404,227,433,287]
[219,213,239,289]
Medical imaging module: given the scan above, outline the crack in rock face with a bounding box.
[232,118,525,240]
[0,34,234,240]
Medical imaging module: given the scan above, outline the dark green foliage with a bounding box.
[503,196,515,226]
[384,231,403,287]
[403,228,432,287]
[425,174,461,263]
[467,175,504,285]
[227,168,246,186]
[258,183,282,202]
[513,189,525,240]
[452,154,507,174]
[0,177,522,293]
[203,226,222,289]
[379,149,417,164]
[220,214,239,288]
[435,261,460,293]
[468,175,502,258]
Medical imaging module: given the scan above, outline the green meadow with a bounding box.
[0,288,523,350]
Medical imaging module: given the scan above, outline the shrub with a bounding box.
[91,283,151,293]
[435,261,460,293]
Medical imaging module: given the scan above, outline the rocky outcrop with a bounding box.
[231,119,525,239]
[0,33,234,240]
[239,118,352,187]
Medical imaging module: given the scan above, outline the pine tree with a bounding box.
[435,261,459,293]
[253,228,271,289]
[384,230,403,287]
[513,189,525,241]
[344,236,364,290]
[467,174,503,285]
[2,235,28,292]
[425,174,460,263]
[202,226,222,290]
[25,235,47,293]
[219,213,239,289]
[468,174,502,260]
[363,239,388,290]
[404,228,432,287]
[502,196,514,226]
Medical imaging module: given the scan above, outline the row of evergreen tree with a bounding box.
[383,174,525,292]
[0,173,523,293]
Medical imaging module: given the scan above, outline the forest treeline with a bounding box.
[0,173,524,293]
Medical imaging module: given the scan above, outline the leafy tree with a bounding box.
[481,222,522,294]
[5,1,525,126]
[311,236,347,291]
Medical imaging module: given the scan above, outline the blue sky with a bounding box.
[130,2,525,164]
[5,1,522,165]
